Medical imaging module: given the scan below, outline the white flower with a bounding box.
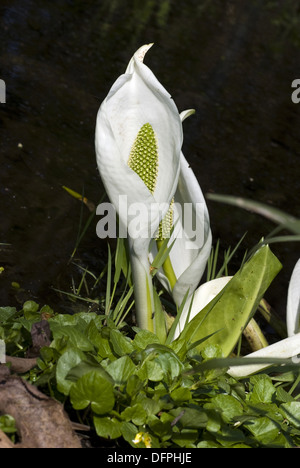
[228,333,300,378]
[286,258,300,336]
[150,110,212,306]
[95,43,183,255]
[173,276,232,339]
[95,44,183,330]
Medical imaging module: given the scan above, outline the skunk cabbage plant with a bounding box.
[95,44,183,331]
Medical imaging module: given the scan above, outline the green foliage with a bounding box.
[0,414,17,439]
[175,245,282,356]
[1,302,300,448]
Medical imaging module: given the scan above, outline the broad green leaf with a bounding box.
[110,328,135,356]
[249,375,276,404]
[120,421,138,446]
[135,393,162,416]
[170,387,192,402]
[70,371,115,414]
[132,328,160,349]
[148,412,173,437]
[215,426,246,447]
[281,402,300,428]
[174,246,282,356]
[121,403,147,425]
[170,407,208,429]
[136,344,184,383]
[137,359,164,382]
[276,386,295,403]
[66,360,114,385]
[153,349,183,381]
[94,416,122,439]
[106,355,136,384]
[49,323,94,352]
[244,416,280,445]
[171,428,198,448]
[126,374,144,397]
[23,300,39,314]
[211,394,243,423]
[197,440,221,448]
[56,348,86,395]
[49,314,79,327]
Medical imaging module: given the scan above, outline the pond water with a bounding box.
[1,0,299,318]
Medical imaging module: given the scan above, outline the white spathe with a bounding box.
[150,110,212,306]
[95,44,183,331]
[228,333,300,378]
[286,258,300,337]
[173,276,232,339]
[95,44,183,256]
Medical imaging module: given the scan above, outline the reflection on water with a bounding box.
[0,0,299,315]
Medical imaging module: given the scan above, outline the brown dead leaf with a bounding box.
[0,366,81,448]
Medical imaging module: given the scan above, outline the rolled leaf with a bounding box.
[173,245,282,357]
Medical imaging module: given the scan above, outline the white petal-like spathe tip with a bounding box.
[126,43,154,70]
[287,258,300,336]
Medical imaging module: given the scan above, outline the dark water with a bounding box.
[1,0,300,317]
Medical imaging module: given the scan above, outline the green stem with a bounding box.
[128,238,155,332]
[156,239,177,290]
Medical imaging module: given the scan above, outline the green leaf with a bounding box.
[135,393,162,416]
[137,359,164,382]
[215,425,246,447]
[276,386,295,403]
[109,329,135,356]
[120,421,138,446]
[171,428,198,447]
[174,246,282,356]
[132,328,160,349]
[280,402,300,428]
[23,300,39,314]
[106,355,136,384]
[94,415,122,439]
[66,359,114,385]
[211,394,244,423]
[136,344,184,383]
[121,403,147,425]
[70,371,115,414]
[49,323,94,352]
[249,375,276,404]
[170,387,192,402]
[170,407,208,429]
[56,348,86,395]
[0,414,17,434]
[244,416,280,445]
[126,375,144,397]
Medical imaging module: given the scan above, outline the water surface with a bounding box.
[1,0,299,316]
